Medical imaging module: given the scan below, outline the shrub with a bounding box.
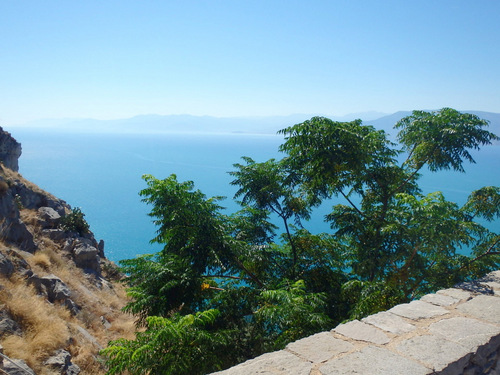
[60,207,90,236]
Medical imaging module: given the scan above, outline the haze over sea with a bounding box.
[12,117,500,263]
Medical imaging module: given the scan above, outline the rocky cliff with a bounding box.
[0,128,21,172]
[0,127,134,375]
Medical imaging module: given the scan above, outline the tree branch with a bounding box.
[339,189,365,217]
[458,237,500,272]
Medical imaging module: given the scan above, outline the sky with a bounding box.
[1,0,499,125]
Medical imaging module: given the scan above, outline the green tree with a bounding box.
[279,108,499,314]
[230,157,311,279]
[102,108,499,374]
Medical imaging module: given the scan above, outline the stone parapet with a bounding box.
[211,270,500,375]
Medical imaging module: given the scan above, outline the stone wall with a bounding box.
[211,270,500,375]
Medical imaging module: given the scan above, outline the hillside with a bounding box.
[0,127,134,374]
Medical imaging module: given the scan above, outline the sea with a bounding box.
[11,128,500,263]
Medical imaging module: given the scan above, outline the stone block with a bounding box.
[286,331,354,363]
[333,319,390,344]
[421,293,459,306]
[456,295,500,324]
[319,346,430,375]
[437,288,472,301]
[211,350,312,375]
[388,300,448,320]
[395,334,471,373]
[362,311,416,335]
[429,316,500,352]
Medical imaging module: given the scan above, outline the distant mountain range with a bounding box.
[11,110,500,138]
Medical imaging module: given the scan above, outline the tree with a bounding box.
[230,157,310,278]
[102,108,499,374]
[279,108,499,314]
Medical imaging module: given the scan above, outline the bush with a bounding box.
[60,207,90,236]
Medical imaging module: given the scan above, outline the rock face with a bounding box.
[0,188,37,252]
[0,127,21,172]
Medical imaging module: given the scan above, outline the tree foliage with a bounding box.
[102,108,499,374]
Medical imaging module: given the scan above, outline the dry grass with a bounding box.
[0,276,71,373]
[0,170,136,374]
[19,208,39,227]
[69,344,106,374]
[0,247,135,374]
[31,251,52,270]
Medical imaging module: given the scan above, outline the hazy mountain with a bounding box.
[12,110,499,137]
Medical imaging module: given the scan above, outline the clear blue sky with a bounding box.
[1,0,499,125]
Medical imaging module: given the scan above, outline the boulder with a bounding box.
[38,206,61,228]
[43,349,81,375]
[66,238,101,275]
[28,274,71,302]
[28,274,80,315]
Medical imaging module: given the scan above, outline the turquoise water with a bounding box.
[13,129,500,262]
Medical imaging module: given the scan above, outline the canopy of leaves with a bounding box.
[102,109,499,374]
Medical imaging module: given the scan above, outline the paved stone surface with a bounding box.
[286,332,354,363]
[211,350,312,375]
[319,346,430,375]
[395,334,471,372]
[457,294,500,324]
[429,316,500,352]
[388,300,448,320]
[420,292,459,306]
[333,319,390,344]
[437,288,472,301]
[362,311,416,335]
